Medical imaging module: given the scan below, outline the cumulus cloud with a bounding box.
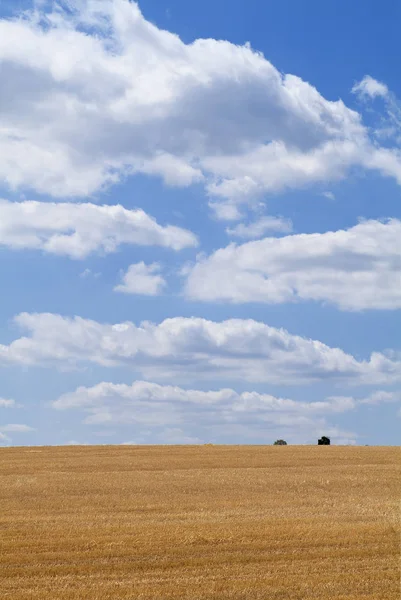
[1,1,401,218]
[0,200,197,257]
[52,380,371,443]
[226,216,293,239]
[184,219,401,310]
[1,312,400,385]
[114,262,166,295]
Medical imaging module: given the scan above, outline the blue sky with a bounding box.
[0,0,400,446]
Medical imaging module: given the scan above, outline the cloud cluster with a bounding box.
[0,1,400,218]
[0,200,197,258]
[53,380,398,444]
[1,312,400,385]
[185,219,401,310]
[115,262,166,295]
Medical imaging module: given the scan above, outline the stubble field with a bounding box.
[0,445,399,599]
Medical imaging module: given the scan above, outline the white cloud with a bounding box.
[204,140,360,205]
[184,219,401,310]
[0,398,15,408]
[1,1,401,218]
[352,76,389,99]
[66,440,89,445]
[322,191,335,200]
[80,268,101,279]
[226,216,293,239]
[0,200,197,258]
[159,428,204,444]
[0,424,34,432]
[53,381,358,413]
[358,390,401,405]
[209,201,243,222]
[114,262,166,295]
[353,77,401,145]
[1,312,400,385]
[52,380,365,444]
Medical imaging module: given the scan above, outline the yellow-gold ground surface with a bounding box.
[0,445,399,599]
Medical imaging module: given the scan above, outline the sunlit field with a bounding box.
[0,445,399,599]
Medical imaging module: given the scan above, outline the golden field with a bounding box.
[0,445,399,600]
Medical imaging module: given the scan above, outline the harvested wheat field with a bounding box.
[0,445,399,600]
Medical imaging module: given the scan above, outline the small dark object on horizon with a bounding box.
[318,436,331,445]
[273,439,287,445]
